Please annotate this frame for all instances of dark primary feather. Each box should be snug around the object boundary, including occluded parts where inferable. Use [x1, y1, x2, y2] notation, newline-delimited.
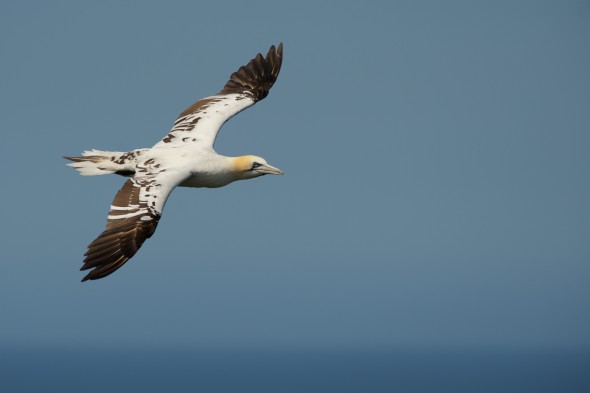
[80, 179, 160, 281]
[220, 43, 283, 101]
[81, 219, 159, 281]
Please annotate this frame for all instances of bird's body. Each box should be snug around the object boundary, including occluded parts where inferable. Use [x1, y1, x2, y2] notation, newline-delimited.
[65, 44, 283, 281]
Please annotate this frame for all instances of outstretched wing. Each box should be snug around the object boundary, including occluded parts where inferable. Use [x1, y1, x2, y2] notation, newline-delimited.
[154, 43, 283, 150]
[80, 165, 187, 281]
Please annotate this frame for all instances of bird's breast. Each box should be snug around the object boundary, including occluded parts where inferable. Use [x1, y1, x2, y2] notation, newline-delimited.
[178, 172, 235, 188]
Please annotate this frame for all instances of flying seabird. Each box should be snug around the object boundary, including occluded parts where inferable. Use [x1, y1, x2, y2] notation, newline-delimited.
[65, 43, 284, 281]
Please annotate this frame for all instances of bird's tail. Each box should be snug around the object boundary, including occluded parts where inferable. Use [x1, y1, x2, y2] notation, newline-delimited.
[64, 149, 139, 176]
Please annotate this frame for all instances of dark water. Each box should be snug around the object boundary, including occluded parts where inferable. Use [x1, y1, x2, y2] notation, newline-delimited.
[2, 346, 589, 392]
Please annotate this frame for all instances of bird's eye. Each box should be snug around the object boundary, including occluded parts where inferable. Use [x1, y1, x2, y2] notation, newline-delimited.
[252, 162, 262, 170]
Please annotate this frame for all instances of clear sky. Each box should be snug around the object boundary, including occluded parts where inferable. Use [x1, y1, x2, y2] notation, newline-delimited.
[1, 0, 589, 351]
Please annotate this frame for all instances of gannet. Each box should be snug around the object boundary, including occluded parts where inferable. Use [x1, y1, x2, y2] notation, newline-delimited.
[65, 44, 283, 281]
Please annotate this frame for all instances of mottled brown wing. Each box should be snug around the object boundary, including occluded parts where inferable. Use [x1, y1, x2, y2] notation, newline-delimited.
[80, 169, 186, 281]
[154, 43, 283, 149]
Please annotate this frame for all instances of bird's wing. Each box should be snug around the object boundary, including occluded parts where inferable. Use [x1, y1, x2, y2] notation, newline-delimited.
[153, 43, 283, 150]
[80, 163, 187, 281]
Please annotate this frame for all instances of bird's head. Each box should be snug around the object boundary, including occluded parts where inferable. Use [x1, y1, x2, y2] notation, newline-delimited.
[232, 155, 283, 180]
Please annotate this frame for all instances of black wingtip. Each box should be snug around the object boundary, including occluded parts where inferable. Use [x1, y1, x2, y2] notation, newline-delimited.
[80, 266, 92, 281]
[220, 43, 284, 100]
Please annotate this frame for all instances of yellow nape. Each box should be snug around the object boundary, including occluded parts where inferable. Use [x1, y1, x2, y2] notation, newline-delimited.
[232, 155, 258, 172]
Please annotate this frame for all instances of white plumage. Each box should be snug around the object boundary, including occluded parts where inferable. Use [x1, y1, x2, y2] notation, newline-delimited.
[65, 44, 284, 281]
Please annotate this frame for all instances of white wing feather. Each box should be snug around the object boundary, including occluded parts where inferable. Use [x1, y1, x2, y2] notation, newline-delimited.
[153, 43, 283, 150]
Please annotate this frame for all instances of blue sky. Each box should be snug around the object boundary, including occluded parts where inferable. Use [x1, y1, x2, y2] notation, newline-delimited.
[0, 0, 589, 350]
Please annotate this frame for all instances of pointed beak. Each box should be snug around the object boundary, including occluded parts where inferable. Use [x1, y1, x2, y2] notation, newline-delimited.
[257, 164, 284, 175]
